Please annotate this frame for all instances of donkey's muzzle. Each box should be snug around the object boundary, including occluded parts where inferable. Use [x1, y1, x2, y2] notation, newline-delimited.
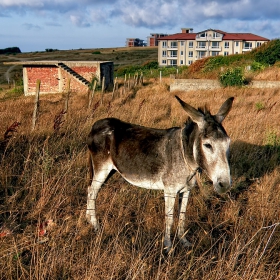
[214, 179, 232, 194]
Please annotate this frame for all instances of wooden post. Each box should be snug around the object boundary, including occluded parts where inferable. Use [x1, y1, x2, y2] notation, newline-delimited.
[88, 80, 97, 108]
[140, 72, 143, 86]
[101, 76, 105, 105]
[31, 79, 40, 132]
[112, 77, 118, 99]
[64, 78, 71, 119]
[160, 71, 162, 83]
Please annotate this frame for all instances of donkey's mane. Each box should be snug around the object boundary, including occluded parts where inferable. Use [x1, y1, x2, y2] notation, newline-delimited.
[197, 105, 211, 115]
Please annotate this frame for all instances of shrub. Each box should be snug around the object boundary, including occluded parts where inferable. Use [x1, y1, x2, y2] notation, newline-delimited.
[251, 61, 266, 72]
[92, 51, 101, 54]
[253, 39, 280, 65]
[141, 60, 158, 69]
[219, 67, 245, 87]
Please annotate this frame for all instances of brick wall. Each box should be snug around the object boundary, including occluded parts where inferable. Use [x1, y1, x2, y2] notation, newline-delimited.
[26, 66, 59, 94]
[23, 61, 113, 95]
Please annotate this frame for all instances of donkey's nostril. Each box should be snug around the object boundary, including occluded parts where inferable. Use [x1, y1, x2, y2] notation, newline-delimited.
[219, 182, 224, 188]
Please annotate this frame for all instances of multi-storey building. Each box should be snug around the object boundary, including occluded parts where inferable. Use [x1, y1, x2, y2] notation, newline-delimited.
[147, 33, 168, 47]
[157, 28, 269, 67]
[126, 38, 145, 47]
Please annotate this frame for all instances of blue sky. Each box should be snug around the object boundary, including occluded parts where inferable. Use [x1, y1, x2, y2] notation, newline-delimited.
[0, 0, 279, 53]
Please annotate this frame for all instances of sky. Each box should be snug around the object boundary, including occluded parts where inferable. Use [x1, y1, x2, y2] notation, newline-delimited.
[0, 0, 280, 53]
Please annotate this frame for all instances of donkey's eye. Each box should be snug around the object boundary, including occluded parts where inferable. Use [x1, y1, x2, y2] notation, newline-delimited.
[204, 143, 212, 149]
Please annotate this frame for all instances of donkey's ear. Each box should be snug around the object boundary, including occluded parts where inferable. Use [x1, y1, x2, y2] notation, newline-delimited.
[175, 96, 204, 124]
[215, 97, 234, 123]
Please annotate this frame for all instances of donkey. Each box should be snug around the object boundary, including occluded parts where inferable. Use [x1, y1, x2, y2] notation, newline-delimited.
[86, 96, 234, 252]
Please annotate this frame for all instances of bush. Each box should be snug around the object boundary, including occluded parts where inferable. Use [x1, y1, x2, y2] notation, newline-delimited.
[219, 67, 245, 87]
[253, 39, 280, 65]
[141, 60, 158, 69]
[251, 61, 266, 72]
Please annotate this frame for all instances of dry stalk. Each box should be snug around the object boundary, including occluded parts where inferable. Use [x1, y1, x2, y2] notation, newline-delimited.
[53, 110, 67, 133]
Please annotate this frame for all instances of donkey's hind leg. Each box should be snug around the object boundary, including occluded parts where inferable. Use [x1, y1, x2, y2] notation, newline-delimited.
[86, 165, 112, 231]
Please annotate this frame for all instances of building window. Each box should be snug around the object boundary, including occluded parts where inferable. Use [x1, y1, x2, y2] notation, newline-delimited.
[257, 42, 262, 47]
[213, 32, 221, 38]
[181, 51, 184, 56]
[170, 60, 177, 66]
[162, 41, 167, 48]
[188, 51, 193, 57]
[180, 60, 184, 65]
[162, 60, 167, 64]
[170, 50, 177, 57]
[189, 41, 193, 48]
[198, 51, 206, 59]
[198, 41, 206, 48]
[224, 42, 229, 48]
[212, 51, 219, 56]
[181, 41, 184, 46]
[162, 50, 167, 57]
[244, 42, 252, 49]
[236, 41, 239, 47]
[212, 42, 219, 48]
[197, 32, 206, 38]
[188, 60, 193, 65]
[170, 41, 178, 48]
[224, 51, 229, 56]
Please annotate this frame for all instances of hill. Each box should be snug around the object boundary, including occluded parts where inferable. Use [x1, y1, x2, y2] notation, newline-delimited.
[0, 47, 158, 85]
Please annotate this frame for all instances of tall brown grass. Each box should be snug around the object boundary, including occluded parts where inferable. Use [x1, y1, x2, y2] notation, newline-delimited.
[0, 80, 279, 279]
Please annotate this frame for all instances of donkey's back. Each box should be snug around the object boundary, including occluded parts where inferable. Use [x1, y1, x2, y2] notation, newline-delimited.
[87, 117, 185, 190]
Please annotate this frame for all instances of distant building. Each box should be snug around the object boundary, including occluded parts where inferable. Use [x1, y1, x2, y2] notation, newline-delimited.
[157, 28, 269, 67]
[126, 38, 146, 47]
[147, 33, 168, 47]
[4, 61, 114, 95]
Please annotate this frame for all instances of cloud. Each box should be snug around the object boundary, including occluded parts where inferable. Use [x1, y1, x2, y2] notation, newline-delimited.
[70, 14, 91, 28]
[0, 0, 280, 32]
[22, 23, 42, 30]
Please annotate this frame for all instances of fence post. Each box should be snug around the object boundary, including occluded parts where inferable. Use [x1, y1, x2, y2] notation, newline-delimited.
[112, 77, 118, 100]
[31, 79, 40, 132]
[140, 72, 143, 86]
[160, 71, 162, 83]
[88, 80, 97, 109]
[101, 76, 105, 105]
[64, 78, 71, 119]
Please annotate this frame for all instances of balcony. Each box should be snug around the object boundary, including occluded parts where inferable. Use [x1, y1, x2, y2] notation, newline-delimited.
[167, 55, 178, 59]
[209, 46, 222, 51]
[242, 47, 252, 52]
[195, 45, 208, 51]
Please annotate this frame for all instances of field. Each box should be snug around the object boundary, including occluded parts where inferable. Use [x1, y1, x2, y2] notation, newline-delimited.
[0, 72, 280, 279]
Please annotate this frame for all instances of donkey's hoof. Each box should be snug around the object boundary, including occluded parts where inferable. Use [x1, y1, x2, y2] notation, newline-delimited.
[180, 238, 192, 248]
[86, 214, 100, 231]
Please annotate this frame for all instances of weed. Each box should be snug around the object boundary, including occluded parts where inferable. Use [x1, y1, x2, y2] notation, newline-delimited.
[219, 67, 245, 87]
[255, 101, 265, 111]
[264, 130, 279, 146]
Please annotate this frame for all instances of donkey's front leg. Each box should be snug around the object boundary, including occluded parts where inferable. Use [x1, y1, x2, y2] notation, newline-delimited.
[164, 192, 177, 253]
[87, 168, 110, 231]
[178, 190, 192, 247]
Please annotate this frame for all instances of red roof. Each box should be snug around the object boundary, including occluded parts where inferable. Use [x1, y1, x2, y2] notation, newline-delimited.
[158, 29, 269, 41]
[157, 33, 196, 40]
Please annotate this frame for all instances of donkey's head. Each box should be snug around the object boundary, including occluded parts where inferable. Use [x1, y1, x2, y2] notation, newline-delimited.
[176, 96, 234, 194]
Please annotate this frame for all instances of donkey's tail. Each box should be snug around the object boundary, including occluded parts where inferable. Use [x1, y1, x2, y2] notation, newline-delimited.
[87, 151, 94, 185]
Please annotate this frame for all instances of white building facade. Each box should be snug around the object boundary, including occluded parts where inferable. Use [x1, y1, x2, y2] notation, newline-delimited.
[158, 28, 269, 67]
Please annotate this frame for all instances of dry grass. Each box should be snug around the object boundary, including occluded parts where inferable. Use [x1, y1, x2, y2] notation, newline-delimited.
[0, 80, 280, 279]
